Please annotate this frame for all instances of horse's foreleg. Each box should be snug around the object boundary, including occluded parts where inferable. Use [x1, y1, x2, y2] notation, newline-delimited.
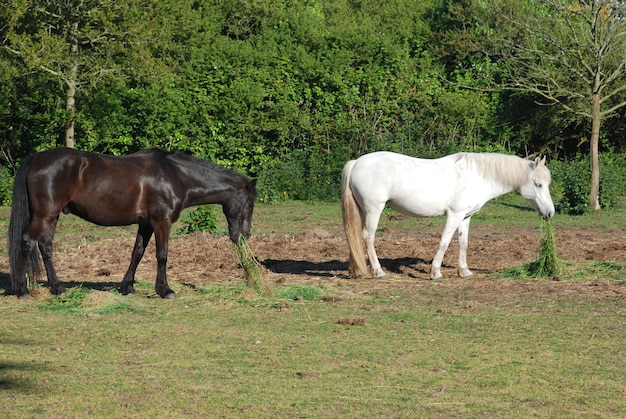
[456, 217, 473, 278]
[153, 222, 175, 299]
[364, 207, 386, 278]
[121, 224, 153, 295]
[430, 214, 464, 280]
[38, 217, 65, 295]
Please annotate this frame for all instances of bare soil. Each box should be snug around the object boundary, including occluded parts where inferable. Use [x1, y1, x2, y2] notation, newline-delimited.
[2, 223, 624, 302]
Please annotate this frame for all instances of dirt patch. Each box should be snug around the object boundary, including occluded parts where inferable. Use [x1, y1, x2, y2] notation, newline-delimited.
[1, 224, 625, 300]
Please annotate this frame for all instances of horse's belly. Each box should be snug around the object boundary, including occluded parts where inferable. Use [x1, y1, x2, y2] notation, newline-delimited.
[65, 201, 138, 226]
[387, 197, 447, 218]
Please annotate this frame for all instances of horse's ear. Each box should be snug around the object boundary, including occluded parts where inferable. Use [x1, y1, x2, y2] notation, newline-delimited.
[537, 156, 546, 167]
[248, 179, 258, 190]
[533, 156, 546, 169]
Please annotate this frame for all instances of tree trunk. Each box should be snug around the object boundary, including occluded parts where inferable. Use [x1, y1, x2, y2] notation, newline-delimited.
[65, 23, 79, 149]
[589, 92, 601, 210]
[65, 76, 76, 149]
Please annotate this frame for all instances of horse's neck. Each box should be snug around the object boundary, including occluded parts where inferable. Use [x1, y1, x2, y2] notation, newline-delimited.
[469, 154, 529, 199]
[176, 160, 241, 207]
[485, 181, 517, 201]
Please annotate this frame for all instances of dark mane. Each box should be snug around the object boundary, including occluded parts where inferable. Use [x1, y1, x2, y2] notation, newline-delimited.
[168, 150, 252, 184]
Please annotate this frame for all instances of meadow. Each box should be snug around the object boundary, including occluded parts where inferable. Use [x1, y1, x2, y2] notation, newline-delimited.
[1, 195, 625, 418]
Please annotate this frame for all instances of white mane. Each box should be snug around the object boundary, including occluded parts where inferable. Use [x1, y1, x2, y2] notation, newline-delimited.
[457, 153, 539, 188]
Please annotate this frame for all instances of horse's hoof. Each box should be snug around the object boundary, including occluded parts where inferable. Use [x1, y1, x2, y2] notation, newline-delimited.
[163, 292, 176, 300]
[17, 293, 32, 300]
[51, 287, 66, 296]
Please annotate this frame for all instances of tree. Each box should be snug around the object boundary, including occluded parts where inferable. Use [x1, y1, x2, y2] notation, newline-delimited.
[1, 0, 155, 148]
[479, 0, 626, 209]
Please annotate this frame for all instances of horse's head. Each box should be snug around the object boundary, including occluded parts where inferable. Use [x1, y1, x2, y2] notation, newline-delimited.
[520, 156, 555, 220]
[223, 179, 258, 242]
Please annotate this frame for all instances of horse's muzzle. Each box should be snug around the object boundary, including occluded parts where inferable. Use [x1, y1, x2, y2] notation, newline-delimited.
[230, 231, 250, 243]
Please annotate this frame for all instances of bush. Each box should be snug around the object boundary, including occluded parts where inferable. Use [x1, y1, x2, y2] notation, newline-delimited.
[598, 151, 626, 209]
[256, 148, 348, 203]
[177, 205, 220, 234]
[0, 165, 14, 206]
[551, 152, 626, 215]
[551, 157, 591, 215]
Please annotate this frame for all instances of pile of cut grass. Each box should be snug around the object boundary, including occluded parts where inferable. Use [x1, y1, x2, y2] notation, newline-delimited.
[37, 287, 139, 315]
[528, 219, 562, 277]
[504, 219, 562, 278]
[234, 235, 264, 291]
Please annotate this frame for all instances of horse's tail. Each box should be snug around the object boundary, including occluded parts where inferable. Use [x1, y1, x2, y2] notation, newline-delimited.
[8, 156, 40, 295]
[341, 160, 369, 278]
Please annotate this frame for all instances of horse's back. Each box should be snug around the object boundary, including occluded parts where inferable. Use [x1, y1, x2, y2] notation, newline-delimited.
[23, 148, 176, 226]
[348, 151, 459, 217]
[26, 148, 163, 185]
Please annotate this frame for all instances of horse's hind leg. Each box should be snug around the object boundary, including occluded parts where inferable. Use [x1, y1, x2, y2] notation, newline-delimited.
[121, 224, 153, 295]
[38, 217, 65, 295]
[363, 205, 386, 278]
[456, 217, 473, 278]
[13, 237, 37, 298]
[13, 215, 56, 297]
[153, 221, 175, 299]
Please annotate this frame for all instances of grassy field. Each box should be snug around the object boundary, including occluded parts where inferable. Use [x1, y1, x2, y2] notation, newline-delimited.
[1, 196, 626, 418]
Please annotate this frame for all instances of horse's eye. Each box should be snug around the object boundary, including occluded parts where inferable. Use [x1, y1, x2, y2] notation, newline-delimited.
[534, 182, 542, 188]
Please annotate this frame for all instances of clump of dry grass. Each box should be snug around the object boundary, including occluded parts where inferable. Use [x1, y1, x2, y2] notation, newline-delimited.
[234, 236, 264, 290]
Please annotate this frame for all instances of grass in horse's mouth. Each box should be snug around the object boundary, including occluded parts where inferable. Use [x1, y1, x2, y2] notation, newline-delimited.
[529, 219, 562, 278]
[234, 236, 263, 290]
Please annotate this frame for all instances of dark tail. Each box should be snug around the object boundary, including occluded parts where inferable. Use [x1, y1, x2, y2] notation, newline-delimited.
[8, 156, 40, 295]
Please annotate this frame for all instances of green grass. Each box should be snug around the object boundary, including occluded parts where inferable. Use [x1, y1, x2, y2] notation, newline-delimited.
[1, 282, 625, 417]
[1, 198, 625, 417]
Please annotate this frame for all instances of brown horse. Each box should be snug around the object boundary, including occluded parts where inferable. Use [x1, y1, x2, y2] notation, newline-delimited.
[8, 148, 257, 299]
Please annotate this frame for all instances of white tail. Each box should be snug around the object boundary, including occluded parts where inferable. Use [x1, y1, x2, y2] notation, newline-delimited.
[341, 160, 369, 277]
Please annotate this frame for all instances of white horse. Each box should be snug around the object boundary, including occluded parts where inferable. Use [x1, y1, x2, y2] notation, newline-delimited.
[341, 151, 555, 279]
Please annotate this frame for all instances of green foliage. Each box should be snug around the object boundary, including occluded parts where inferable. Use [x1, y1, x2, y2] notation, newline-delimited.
[551, 157, 591, 215]
[176, 205, 220, 235]
[597, 149, 626, 209]
[551, 152, 626, 215]
[0, 165, 14, 206]
[256, 148, 348, 203]
[2, 0, 626, 201]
